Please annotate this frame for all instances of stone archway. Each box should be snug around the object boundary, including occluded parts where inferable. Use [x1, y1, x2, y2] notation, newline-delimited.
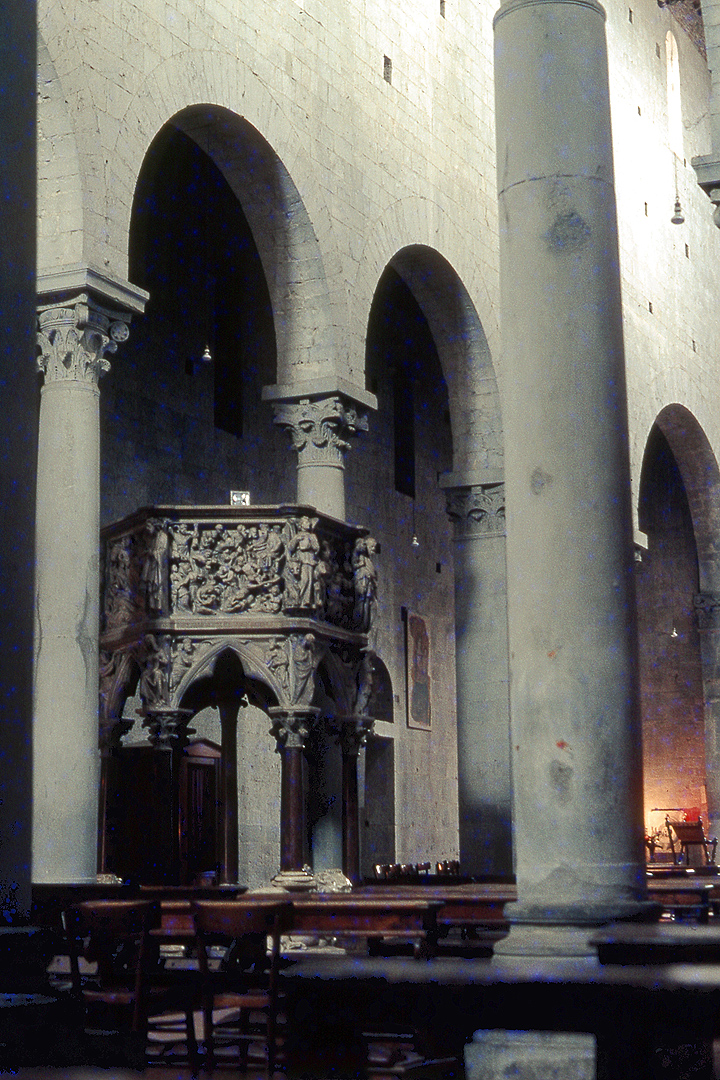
[639, 405, 720, 845]
[362, 245, 510, 877]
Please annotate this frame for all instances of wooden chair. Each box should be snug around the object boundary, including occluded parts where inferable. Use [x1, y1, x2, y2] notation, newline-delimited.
[63, 898, 198, 1069]
[191, 899, 291, 1074]
[665, 816, 718, 866]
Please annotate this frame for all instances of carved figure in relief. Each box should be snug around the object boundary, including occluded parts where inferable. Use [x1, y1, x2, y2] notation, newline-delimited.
[266, 637, 290, 696]
[140, 519, 168, 614]
[355, 651, 374, 716]
[352, 536, 378, 632]
[291, 632, 318, 705]
[139, 635, 169, 711]
[105, 536, 137, 629]
[314, 542, 333, 613]
[286, 517, 319, 607]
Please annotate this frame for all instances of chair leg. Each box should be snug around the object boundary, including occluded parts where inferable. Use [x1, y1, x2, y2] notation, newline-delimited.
[203, 995, 215, 1073]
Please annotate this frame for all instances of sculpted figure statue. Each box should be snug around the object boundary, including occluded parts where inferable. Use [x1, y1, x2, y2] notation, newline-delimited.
[286, 517, 319, 607]
[352, 536, 378, 632]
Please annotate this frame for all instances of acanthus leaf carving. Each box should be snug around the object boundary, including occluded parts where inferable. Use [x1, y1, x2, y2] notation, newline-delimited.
[37, 299, 131, 385]
[445, 482, 506, 539]
[272, 396, 369, 466]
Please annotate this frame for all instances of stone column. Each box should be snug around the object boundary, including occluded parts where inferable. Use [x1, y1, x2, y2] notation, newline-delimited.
[337, 716, 375, 884]
[494, 0, 646, 952]
[0, 0, 36, 918]
[144, 706, 193, 884]
[263, 380, 375, 519]
[442, 472, 512, 878]
[694, 593, 720, 837]
[34, 271, 146, 884]
[269, 707, 319, 888]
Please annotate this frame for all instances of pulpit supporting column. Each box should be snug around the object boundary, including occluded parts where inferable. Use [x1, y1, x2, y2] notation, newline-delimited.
[143, 707, 193, 885]
[270, 707, 319, 889]
[338, 716, 374, 885]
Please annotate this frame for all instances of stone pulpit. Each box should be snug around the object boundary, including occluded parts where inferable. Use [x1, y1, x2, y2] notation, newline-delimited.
[98, 505, 377, 887]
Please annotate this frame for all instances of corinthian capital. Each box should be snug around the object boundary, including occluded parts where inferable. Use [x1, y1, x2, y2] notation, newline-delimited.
[37, 296, 131, 385]
[272, 395, 369, 466]
[444, 481, 506, 540]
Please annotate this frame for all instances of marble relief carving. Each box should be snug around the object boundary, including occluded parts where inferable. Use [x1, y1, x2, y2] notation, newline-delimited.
[101, 508, 377, 729]
[103, 515, 376, 631]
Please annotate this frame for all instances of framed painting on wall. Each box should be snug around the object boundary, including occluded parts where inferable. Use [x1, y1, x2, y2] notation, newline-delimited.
[405, 610, 431, 729]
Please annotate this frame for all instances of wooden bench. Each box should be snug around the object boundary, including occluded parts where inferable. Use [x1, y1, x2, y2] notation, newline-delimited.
[645, 878, 715, 923]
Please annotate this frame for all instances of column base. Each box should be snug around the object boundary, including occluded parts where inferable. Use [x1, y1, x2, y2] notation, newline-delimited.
[271, 868, 317, 891]
[493, 923, 599, 958]
[465, 1030, 595, 1080]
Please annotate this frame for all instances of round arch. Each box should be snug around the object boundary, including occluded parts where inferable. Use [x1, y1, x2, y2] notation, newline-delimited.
[111, 51, 348, 383]
[638, 404, 720, 844]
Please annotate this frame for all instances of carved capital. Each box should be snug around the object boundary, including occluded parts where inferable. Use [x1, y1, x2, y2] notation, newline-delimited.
[143, 706, 194, 750]
[37, 295, 132, 385]
[269, 706, 319, 749]
[331, 714, 375, 756]
[272, 396, 369, 467]
[445, 482, 506, 540]
[695, 593, 720, 630]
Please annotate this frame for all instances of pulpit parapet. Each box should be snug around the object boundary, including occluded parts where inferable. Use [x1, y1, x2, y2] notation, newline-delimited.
[101, 505, 375, 637]
[99, 505, 378, 717]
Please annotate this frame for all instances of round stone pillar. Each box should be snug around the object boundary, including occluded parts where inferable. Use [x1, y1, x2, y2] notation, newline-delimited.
[334, 715, 375, 885]
[494, 0, 646, 948]
[33, 274, 145, 883]
[442, 474, 512, 878]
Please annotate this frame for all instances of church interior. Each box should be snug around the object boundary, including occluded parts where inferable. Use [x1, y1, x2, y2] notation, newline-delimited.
[2, 0, 720, 1072]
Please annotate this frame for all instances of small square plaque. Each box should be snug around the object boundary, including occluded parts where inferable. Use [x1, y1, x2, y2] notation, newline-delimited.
[230, 491, 250, 506]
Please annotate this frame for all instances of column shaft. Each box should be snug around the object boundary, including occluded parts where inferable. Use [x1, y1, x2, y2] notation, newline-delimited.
[280, 745, 306, 872]
[34, 283, 144, 883]
[444, 478, 512, 878]
[342, 749, 360, 884]
[34, 378, 102, 882]
[494, 0, 645, 938]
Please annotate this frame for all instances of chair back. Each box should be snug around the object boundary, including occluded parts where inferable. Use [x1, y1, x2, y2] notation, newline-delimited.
[191, 900, 291, 988]
[63, 899, 162, 1031]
